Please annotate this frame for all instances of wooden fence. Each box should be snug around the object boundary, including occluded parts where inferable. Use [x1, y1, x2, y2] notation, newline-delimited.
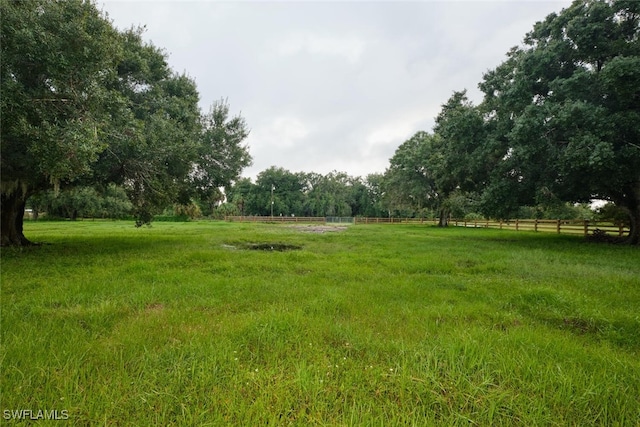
[225, 216, 326, 224]
[226, 215, 629, 238]
[356, 217, 630, 237]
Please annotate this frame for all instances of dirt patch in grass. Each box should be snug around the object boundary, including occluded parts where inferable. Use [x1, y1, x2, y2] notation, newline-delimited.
[222, 242, 302, 251]
[289, 225, 348, 233]
[144, 303, 165, 312]
[245, 242, 302, 251]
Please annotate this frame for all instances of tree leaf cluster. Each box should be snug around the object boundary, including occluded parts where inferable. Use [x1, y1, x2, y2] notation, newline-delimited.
[29, 184, 133, 220]
[225, 167, 387, 218]
[383, 0, 640, 243]
[1, 0, 251, 245]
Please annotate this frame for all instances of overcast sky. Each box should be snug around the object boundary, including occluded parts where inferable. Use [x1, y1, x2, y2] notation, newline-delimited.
[100, 0, 573, 181]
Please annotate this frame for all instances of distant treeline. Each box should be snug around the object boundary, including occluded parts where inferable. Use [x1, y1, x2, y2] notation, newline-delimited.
[28, 166, 628, 224]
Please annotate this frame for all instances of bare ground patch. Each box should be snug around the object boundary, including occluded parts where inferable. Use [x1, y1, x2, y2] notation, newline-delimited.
[289, 225, 349, 234]
[221, 242, 302, 251]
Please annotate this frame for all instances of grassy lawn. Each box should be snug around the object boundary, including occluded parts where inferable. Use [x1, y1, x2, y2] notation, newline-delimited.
[1, 220, 639, 425]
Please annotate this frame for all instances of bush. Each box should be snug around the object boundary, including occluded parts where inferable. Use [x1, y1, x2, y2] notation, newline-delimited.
[27, 184, 133, 220]
[211, 202, 240, 220]
[173, 202, 202, 219]
[464, 212, 485, 221]
[153, 215, 190, 222]
[596, 203, 629, 226]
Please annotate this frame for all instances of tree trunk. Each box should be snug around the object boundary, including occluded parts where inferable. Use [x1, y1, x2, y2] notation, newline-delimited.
[617, 181, 640, 245]
[628, 204, 640, 245]
[1, 190, 32, 246]
[625, 183, 640, 245]
[438, 207, 450, 227]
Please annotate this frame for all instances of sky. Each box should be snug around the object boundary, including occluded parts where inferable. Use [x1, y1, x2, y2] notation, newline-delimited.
[99, 0, 573, 181]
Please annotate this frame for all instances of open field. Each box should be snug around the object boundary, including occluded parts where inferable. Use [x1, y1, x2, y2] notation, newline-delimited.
[2, 221, 639, 425]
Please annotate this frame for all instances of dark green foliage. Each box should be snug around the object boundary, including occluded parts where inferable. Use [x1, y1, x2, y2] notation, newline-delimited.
[95, 28, 202, 225]
[382, 131, 439, 216]
[407, 0, 640, 242]
[1, 1, 251, 244]
[303, 171, 355, 217]
[226, 168, 385, 217]
[1, 0, 121, 245]
[191, 99, 252, 213]
[28, 184, 133, 220]
[476, 0, 640, 242]
[596, 202, 631, 225]
[381, 127, 486, 224]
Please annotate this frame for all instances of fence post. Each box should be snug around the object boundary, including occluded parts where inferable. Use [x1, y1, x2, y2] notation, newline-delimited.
[499, 220, 503, 230]
[515, 219, 519, 231]
[619, 223, 624, 237]
[584, 220, 589, 236]
[557, 219, 561, 234]
[534, 219, 538, 232]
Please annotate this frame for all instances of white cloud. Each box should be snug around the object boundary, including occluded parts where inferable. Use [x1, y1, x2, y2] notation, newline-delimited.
[254, 116, 310, 150]
[365, 113, 427, 153]
[101, 0, 574, 181]
[276, 33, 366, 64]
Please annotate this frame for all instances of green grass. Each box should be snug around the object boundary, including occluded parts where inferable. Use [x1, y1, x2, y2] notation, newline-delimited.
[2, 221, 639, 425]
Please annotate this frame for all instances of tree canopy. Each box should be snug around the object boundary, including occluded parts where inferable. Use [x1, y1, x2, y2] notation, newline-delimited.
[381, 131, 440, 218]
[1, 0, 120, 244]
[477, 0, 640, 243]
[383, 0, 640, 243]
[225, 167, 385, 218]
[1, 0, 251, 245]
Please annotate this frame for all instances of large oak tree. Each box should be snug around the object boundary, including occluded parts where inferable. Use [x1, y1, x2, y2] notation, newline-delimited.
[382, 131, 441, 220]
[93, 27, 202, 226]
[1, 0, 120, 245]
[478, 0, 640, 243]
[190, 99, 252, 214]
[1, 0, 252, 245]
